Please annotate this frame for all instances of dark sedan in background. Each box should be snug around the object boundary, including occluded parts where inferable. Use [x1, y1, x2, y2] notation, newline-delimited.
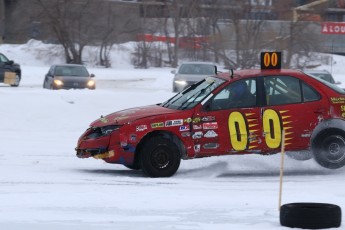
[0, 53, 21, 87]
[43, 64, 95, 90]
[172, 62, 217, 92]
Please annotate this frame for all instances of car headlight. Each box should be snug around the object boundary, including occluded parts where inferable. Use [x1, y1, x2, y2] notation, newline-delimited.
[85, 125, 121, 139]
[53, 79, 64, 86]
[87, 80, 95, 87]
[174, 80, 187, 85]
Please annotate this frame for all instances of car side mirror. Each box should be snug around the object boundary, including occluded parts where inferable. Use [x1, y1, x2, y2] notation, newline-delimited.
[171, 70, 176, 74]
[90, 73, 95, 78]
[7, 60, 14, 65]
[336, 81, 341, 85]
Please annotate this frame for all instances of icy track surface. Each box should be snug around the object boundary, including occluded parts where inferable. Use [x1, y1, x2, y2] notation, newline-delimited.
[0, 65, 345, 230]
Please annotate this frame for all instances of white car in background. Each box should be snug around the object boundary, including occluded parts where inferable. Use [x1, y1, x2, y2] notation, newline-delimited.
[304, 69, 340, 85]
[171, 62, 217, 92]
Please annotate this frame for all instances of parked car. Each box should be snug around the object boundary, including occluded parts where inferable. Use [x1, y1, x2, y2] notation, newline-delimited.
[75, 52, 345, 177]
[172, 62, 217, 92]
[43, 64, 95, 90]
[0, 53, 21, 87]
[304, 69, 340, 85]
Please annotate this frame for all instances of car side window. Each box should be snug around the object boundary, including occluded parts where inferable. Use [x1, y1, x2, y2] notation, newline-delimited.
[302, 82, 320, 102]
[207, 78, 256, 110]
[264, 76, 302, 106]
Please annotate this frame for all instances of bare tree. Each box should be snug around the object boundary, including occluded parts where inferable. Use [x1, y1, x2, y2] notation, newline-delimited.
[97, 2, 140, 68]
[35, 0, 102, 64]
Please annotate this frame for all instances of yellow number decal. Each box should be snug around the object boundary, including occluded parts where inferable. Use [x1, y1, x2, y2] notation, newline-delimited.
[264, 52, 278, 67]
[271, 53, 278, 67]
[264, 53, 271, 67]
[228, 112, 248, 150]
[263, 109, 281, 148]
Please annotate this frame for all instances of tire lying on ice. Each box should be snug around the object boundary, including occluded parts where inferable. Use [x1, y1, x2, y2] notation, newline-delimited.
[280, 202, 342, 229]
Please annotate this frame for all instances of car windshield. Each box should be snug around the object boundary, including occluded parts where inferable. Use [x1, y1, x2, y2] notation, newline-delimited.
[0, 54, 9, 62]
[178, 63, 215, 75]
[55, 66, 89, 77]
[306, 73, 345, 94]
[161, 77, 225, 110]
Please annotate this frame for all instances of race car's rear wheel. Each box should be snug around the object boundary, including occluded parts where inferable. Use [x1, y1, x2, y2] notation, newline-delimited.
[313, 133, 345, 169]
[140, 136, 181, 177]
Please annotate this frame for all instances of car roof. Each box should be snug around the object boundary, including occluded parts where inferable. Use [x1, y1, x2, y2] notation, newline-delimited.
[54, 64, 86, 67]
[179, 61, 216, 66]
[303, 69, 330, 74]
[215, 69, 306, 81]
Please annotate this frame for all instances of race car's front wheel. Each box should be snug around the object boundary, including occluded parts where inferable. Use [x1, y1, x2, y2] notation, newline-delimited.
[140, 136, 181, 177]
[313, 134, 345, 169]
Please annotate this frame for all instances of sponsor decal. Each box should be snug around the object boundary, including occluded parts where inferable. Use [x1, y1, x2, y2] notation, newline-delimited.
[330, 97, 345, 104]
[151, 122, 164, 128]
[179, 125, 190, 131]
[192, 131, 203, 139]
[204, 130, 218, 138]
[130, 134, 137, 141]
[181, 132, 191, 137]
[203, 122, 218, 130]
[194, 144, 201, 153]
[184, 118, 192, 123]
[202, 116, 216, 122]
[165, 119, 183, 127]
[203, 143, 219, 149]
[193, 117, 201, 123]
[99, 116, 108, 123]
[136, 125, 147, 132]
[193, 124, 202, 130]
[115, 116, 129, 121]
[118, 109, 139, 115]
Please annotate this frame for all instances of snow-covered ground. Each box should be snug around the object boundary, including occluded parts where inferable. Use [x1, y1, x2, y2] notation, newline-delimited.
[1, 41, 345, 229]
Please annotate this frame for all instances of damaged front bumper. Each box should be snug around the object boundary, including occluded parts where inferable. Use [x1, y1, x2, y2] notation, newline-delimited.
[75, 126, 119, 159]
[75, 147, 115, 159]
[75, 125, 136, 165]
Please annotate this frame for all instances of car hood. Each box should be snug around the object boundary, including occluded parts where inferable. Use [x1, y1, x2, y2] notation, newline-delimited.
[55, 76, 91, 82]
[91, 104, 176, 127]
[174, 74, 214, 81]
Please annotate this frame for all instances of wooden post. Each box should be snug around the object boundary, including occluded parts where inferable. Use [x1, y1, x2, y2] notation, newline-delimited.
[278, 129, 286, 210]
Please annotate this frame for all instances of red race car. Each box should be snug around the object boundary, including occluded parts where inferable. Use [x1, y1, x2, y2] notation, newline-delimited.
[75, 52, 345, 177]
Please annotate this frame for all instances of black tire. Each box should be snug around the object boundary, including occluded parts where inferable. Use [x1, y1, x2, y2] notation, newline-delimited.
[124, 162, 141, 170]
[140, 136, 181, 178]
[313, 134, 345, 169]
[280, 202, 341, 229]
[286, 150, 313, 161]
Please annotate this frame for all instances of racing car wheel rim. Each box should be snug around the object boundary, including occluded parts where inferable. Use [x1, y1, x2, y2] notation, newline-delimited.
[151, 146, 170, 169]
[322, 135, 345, 163]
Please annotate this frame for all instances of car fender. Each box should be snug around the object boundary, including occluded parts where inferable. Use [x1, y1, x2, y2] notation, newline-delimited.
[310, 118, 345, 146]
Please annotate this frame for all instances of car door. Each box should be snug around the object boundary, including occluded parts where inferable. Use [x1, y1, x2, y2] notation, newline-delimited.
[261, 75, 325, 152]
[192, 78, 264, 157]
[0, 54, 9, 82]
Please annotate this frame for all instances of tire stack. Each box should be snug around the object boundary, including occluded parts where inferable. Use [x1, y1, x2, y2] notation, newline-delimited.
[280, 203, 342, 229]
